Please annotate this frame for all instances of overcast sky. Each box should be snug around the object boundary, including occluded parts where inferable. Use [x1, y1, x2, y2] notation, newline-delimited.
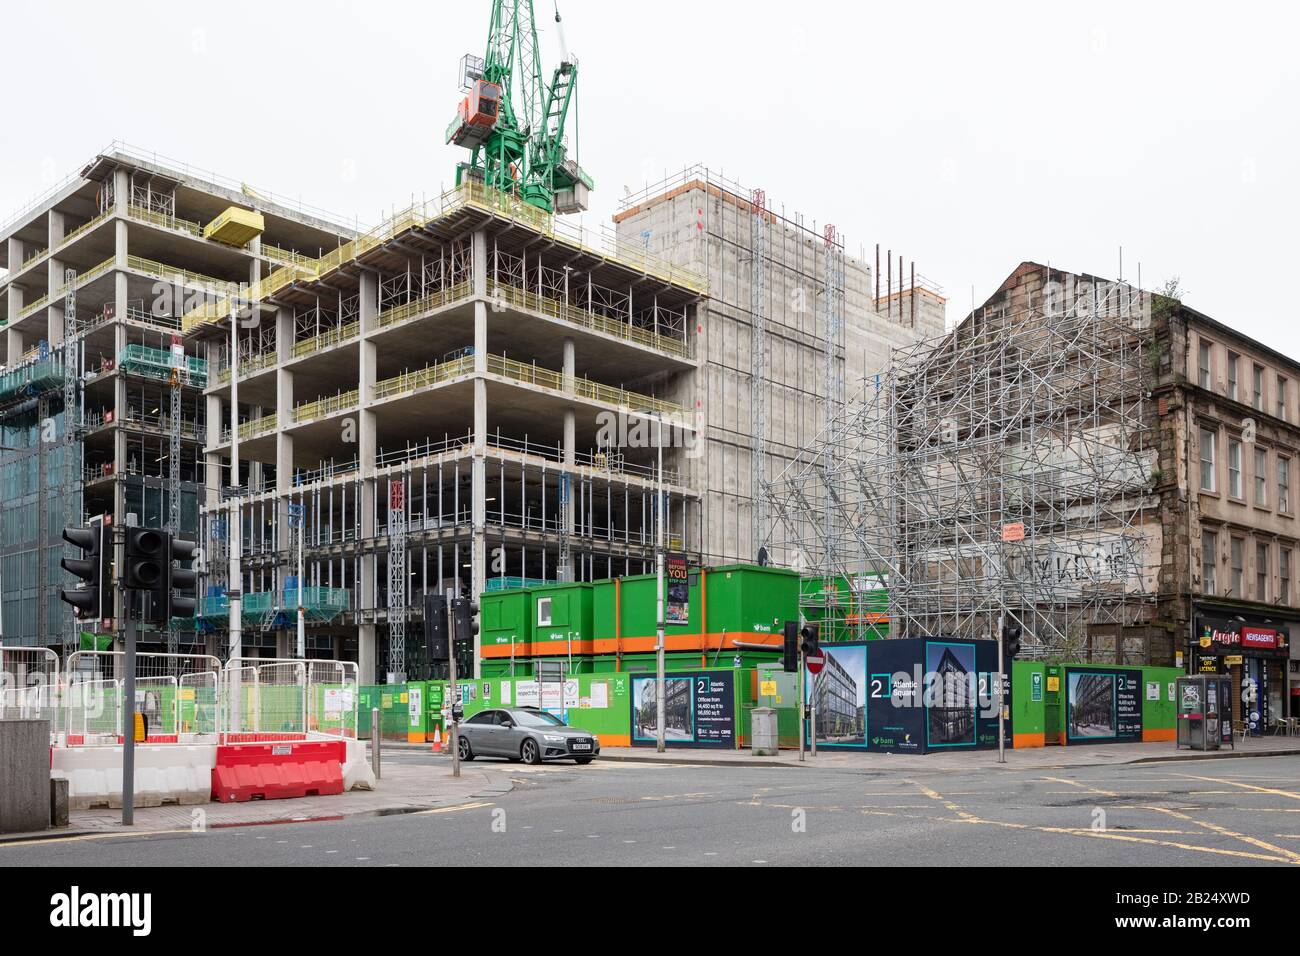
[4, 0, 1297, 353]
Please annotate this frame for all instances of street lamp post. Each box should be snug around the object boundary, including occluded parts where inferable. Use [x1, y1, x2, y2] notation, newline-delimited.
[655, 412, 666, 754]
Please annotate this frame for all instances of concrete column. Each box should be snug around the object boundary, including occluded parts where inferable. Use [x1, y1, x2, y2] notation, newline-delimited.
[113, 168, 129, 215]
[114, 219, 128, 273]
[274, 308, 296, 654]
[3, 236, 22, 363]
[110, 223, 130, 517]
[48, 210, 65, 251]
[46, 212, 66, 349]
[5, 277, 22, 360]
[356, 271, 379, 683]
[470, 234, 489, 669]
[204, 382, 222, 510]
[562, 336, 576, 465]
[113, 305, 129, 520]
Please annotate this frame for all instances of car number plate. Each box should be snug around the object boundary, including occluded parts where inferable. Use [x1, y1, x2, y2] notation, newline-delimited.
[571, 741, 592, 751]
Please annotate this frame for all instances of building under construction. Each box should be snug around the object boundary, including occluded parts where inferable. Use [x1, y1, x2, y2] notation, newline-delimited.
[1, 149, 943, 682]
[0, 143, 352, 655]
[765, 264, 1162, 660]
[614, 167, 945, 566]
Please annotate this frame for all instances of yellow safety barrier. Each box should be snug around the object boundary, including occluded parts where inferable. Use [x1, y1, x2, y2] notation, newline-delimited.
[292, 321, 360, 358]
[372, 355, 475, 400]
[293, 388, 359, 423]
[126, 204, 203, 237]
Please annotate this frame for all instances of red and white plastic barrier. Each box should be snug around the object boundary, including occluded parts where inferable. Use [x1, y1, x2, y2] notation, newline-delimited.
[211, 740, 345, 803]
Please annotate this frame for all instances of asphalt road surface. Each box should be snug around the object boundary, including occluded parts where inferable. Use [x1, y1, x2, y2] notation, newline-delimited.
[8, 753, 1300, 867]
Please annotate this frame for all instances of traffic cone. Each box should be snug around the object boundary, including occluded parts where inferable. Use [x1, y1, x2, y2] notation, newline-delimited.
[431, 724, 443, 753]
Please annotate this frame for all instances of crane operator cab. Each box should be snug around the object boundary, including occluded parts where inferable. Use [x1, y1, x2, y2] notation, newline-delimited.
[446, 79, 501, 148]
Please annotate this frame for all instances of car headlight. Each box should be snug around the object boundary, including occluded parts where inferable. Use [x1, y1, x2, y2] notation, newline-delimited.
[544, 734, 566, 743]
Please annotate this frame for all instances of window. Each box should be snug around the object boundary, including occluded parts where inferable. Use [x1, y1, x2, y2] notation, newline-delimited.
[1227, 352, 1240, 401]
[536, 597, 552, 627]
[1257, 542, 1270, 602]
[1230, 537, 1244, 597]
[1200, 428, 1217, 492]
[1198, 341, 1213, 389]
[1282, 547, 1293, 605]
[465, 711, 499, 725]
[1255, 447, 1269, 506]
[1228, 438, 1243, 498]
[1281, 458, 1292, 514]
[1201, 530, 1218, 595]
[1279, 377, 1289, 421]
[1254, 364, 1265, 411]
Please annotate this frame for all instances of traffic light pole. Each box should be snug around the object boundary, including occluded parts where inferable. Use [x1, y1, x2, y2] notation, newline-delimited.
[122, 602, 137, 825]
[798, 642, 805, 763]
[654, 413, 665, 755]
[997, 609, 1006, 765]
[447, 597, 460, 778]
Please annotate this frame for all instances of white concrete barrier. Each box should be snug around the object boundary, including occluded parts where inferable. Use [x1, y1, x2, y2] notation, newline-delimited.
[51, 745, 216, 809]
[338, 736, 376, 792]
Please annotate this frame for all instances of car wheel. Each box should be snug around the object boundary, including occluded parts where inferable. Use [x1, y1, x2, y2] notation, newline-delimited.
[458, 735, 474, 761]
[521, 737, 542, 765]
[574, 757, 593, 765]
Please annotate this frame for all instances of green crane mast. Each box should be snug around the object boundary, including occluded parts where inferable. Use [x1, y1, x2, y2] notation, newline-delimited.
[446, 0, 594, 215]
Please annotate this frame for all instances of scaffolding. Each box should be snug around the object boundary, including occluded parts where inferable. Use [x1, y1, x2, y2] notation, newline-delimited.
[765, 276, 1158, 656]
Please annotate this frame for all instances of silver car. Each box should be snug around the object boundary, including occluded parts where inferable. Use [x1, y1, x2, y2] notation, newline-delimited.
[456, 707, 600, 765]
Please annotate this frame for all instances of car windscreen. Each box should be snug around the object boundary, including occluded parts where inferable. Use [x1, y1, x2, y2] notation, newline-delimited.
[509, 710, 565, 728]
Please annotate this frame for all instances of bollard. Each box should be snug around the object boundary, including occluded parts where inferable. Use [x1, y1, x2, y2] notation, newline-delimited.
[371, 707, 381, 780]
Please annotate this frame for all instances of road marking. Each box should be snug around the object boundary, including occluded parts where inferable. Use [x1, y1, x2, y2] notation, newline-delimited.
[1172, 772, 1300, 802]
[415, 801, 494, 815]
[0, 828, 191, 849]
[1135, 804, 1300, 863]
[914, 777, 1297, 864]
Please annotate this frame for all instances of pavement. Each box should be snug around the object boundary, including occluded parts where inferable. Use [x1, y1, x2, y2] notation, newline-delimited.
[0, 755, 512, 843]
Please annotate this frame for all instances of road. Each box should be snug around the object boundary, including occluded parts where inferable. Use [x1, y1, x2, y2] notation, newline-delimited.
[7, 753, 1300, 866]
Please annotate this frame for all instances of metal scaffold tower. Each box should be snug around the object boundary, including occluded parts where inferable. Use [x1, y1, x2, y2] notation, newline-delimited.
[750, 188, 768, 557]
[815, 225, 846, 623]
[165, 334, 184, 657]
[387, 478, 408, 680]
[765, 278, 1157, 655]
[61, 267, 84, 655]
[556, 472, 573, 582]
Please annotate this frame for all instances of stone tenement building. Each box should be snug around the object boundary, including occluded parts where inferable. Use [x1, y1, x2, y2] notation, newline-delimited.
[1154, 298, 1300, 729]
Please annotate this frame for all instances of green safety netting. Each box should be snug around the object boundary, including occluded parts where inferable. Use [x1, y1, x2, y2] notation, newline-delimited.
[0, 359, 64, 405]
[188, 587, 351, 631]
[117, 344, 208, 388]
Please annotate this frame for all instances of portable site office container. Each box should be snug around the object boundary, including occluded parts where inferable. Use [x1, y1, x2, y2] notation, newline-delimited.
[481, 563, 797, 675]
[801, 573, 889, 642]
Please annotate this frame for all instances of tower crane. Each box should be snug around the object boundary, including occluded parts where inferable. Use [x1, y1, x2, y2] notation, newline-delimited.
[446, 0, 594, 215]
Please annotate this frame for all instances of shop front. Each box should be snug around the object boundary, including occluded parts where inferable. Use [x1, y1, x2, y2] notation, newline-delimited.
[1190, 606, 1293, 736]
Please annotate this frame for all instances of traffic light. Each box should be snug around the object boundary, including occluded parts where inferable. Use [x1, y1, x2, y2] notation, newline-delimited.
[423, 592, 449, 663]
[167, 535, 199, 620]
[782, 620, 798, 672]
[60, 519, 110, 623]
[123, 527, 167, 623]
[450, 597, 479, 676]
[799, 622, 820, 658]
[1001, 621, 1023, 659]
